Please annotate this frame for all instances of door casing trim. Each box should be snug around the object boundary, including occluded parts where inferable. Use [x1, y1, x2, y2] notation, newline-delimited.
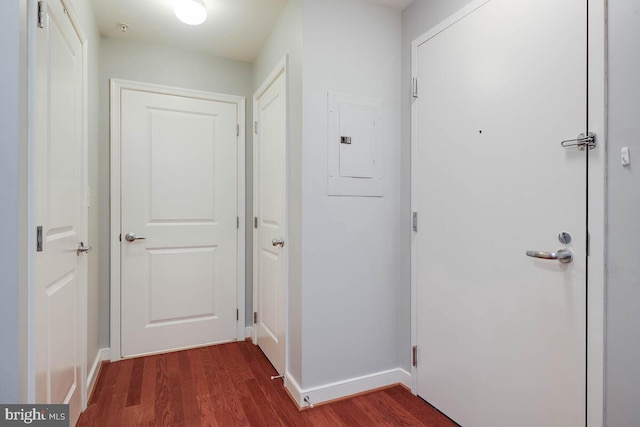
[109, 79, 247, 361]
[409, 1, 607, 425]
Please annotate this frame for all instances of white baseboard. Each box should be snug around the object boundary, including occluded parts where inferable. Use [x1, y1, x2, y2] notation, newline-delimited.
[87, 348, 111, 399]
[245, 326, 253, 339]
[285, 368, 412, 408]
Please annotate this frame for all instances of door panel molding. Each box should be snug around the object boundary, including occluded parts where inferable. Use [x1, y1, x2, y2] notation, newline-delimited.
[31, 0, 88, 422]
[110, 79, 246, 361]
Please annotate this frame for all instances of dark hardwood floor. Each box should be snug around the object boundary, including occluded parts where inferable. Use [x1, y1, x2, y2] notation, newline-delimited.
[77, 341, 456, 426]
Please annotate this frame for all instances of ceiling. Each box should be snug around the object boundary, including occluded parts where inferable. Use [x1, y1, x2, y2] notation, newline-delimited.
[90, 0, 415, 63]
[366, 0, 415, 9]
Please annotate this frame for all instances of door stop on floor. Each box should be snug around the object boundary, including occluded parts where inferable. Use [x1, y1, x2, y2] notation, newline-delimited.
[304, 396, 314, 409]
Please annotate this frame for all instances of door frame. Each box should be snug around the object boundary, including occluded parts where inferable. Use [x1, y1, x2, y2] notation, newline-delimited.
[409, 0, 607, 425]
[252, 55, 289, 356]
[109, 79, 246, 361]
[26, 0, 90, 409]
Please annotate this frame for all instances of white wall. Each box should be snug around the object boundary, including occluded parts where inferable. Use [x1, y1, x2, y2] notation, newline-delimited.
[300, 0, 402, 388]
[400, 0, 474, 372]
[98, 38, 253, 347]
[0, 0, 26, 404]
[252, 0, 304, 382]
[605, 1, 640, 425]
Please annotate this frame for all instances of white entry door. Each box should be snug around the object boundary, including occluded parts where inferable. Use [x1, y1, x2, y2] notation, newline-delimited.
[34, 0, 86, 424]
[254, 64, 287, 374]
[118, 84, 240, 358]
[413, 1, 588, 426]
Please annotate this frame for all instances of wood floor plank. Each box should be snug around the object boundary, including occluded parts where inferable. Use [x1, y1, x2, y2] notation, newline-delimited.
[305, 406, 347, 427]
[153, 354, 172, 427]
[103, 393, 128, 426]
[126, 357, 145, 407]
[352, 395, 396, 427]
[121, 405, 144, 427]
[221, 342, 254, 382]
[88, 361, 109, 405]
[177, 351, 193, 382]
[237, 340, 256, 363]
[246, 377, 296, 427]
[384, 386, 458, 426]
[217, 344, 253, 400]
[79, 342, 458, 427]
[369, 388, 431, 426]
[332, 398, 379, 426]
[197, 346, 226, 424]
[115, 358, 134, 395]
[138, 354, 158, 426]
[166, 351, 186, 427]
[210, 345, 251, 426]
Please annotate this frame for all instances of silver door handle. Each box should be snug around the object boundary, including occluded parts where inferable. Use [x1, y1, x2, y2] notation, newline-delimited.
[272, 238, 285, 247]
[77, 242, 92, 256]
[526, 248, 573, 264]
[125, 232, 147, 242]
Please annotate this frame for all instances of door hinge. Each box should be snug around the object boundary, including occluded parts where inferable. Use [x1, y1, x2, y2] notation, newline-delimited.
[587, 232, 591, 256]
[36, 226, 43, 252]
[236, 309, 239, 321]
[412, 212, 418, 232]
[119, 233, 122, 242]
[37, 1, 45, 29]
[254, 217, 258, 229]
[237, 217, 239, 229]
[254, 121, 258, 134]
[254, 312, 257, 323]
[412, 77, 418, 98]
[237, 124, 240, 137]
[412, 345, 418, 367]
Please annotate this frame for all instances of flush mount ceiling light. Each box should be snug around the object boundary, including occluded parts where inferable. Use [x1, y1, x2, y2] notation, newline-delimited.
[173, 0, 207, 26]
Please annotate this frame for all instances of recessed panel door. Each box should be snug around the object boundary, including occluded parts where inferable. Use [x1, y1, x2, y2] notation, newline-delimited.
[254, 70, 287, 374]
[34, 0, 86, 424]
[120, 88, 239, 357]
[414, 1, 587, 425]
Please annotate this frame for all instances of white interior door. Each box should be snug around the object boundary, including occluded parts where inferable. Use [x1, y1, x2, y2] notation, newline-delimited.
[413, 1, 587, 426]
[254, 67, 287, 374]
[34, 0, 86, 424]
[119, 86, 240, 358]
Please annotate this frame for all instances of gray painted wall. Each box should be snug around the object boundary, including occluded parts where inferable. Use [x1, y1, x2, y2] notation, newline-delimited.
[605, 1, 640, 425]
[98, 38, 254, 346]
[400, 0, 474, 373]
[252, 0, 304, 382]
[0, 0, 24, 404]
[300, 0, 402, 388]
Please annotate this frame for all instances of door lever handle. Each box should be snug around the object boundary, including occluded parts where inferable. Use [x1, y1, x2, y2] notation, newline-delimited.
[125, 232, 147, 242]
[272, 238, 285, 247]
[526, 248, 573, 264]
[77, 242, 92, 256]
